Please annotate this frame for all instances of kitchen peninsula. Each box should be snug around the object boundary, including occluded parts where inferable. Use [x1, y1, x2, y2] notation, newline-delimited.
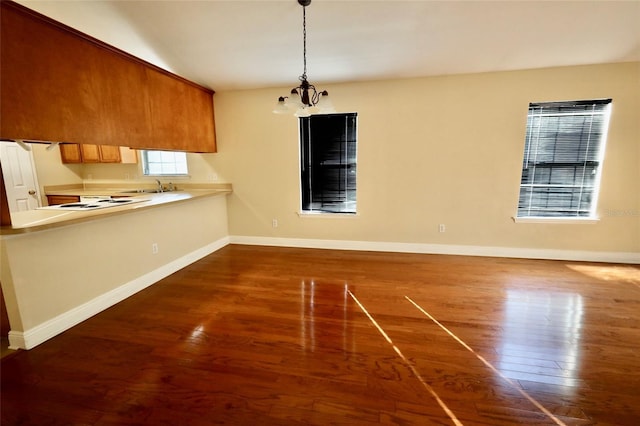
[2, 183, 231, 234]
[0, 184, 232, 350]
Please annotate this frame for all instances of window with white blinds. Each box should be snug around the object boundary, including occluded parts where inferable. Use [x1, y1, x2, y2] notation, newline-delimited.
[517, 99, 612, 218]
[300, 113, 357, 214]
[141, 150, 188, 176]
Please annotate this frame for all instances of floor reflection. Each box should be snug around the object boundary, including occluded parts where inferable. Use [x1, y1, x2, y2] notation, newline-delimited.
[566, 264, 640, 288]
[500, 290, 584, 389]
[300, 280, 353, 353]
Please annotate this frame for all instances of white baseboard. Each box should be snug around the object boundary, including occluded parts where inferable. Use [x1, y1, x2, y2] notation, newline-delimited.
[9, 236, 230, 350]
[229, 235, 640, 264]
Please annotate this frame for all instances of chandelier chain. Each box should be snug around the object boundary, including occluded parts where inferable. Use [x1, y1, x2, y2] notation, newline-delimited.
[301, 5, 307, 81]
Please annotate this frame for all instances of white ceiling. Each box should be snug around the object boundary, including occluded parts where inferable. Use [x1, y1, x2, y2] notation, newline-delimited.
[17, 0, 640, 92]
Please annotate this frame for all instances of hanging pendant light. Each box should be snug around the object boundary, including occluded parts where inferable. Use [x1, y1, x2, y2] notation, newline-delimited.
[273, 0, 335, 116]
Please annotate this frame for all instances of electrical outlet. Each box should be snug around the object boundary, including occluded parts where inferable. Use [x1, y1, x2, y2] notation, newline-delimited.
[439, 224, 446, 233]
[152, 243, 159, 254]
[272, 219, 278, 228]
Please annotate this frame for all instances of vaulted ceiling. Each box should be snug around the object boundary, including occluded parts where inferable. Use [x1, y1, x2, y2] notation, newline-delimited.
[17, 0, 640, 92]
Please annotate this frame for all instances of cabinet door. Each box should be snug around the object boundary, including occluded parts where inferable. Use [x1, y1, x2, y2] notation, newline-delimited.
[145, 68, 216, 152]
[145, 69, 190, 151]
[47, 195, 80, 205]
[80, 144, 101, 163]
[59, 144, 83, 163]
[1, 3, 102, 143]
[96, 52, 151, 147]
[98, 145, 121, 163]
[186, 85, 217, 153]
[119, 147, 138, 164]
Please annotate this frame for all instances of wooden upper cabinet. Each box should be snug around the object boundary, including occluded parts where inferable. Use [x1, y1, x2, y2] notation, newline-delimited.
[79, 144, 102, 163]
[0, 2, 102, 143]
[186, 80, 217, 153]
[97, 145, 122, 163]
[60, 144, 136, 164]
[59, 144, 83, 164]
[145, 70, 191, 152]
[79, 144, 121, 163]
[96, 53, 151, 148]
[0, 1, 216, 153]
[145, 67, 216, 152]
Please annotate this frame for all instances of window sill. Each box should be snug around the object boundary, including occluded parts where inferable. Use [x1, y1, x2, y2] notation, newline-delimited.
[512, 216, 599, 224]
[297, 211, 359, 219]
[142, 174, 191, 178]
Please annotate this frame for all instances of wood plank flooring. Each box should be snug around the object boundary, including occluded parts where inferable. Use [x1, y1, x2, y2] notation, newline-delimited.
[2, 245, 639, 425]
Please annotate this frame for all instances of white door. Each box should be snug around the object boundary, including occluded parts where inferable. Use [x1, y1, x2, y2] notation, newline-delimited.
[0, 141, 41, 212]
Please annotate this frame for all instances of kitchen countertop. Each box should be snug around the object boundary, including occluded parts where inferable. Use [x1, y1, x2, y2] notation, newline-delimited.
[1, 184, 232, 235]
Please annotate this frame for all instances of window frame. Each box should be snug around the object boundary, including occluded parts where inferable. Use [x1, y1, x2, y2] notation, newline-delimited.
[140, 150, 189, 177]
[514, 98, 612, 223]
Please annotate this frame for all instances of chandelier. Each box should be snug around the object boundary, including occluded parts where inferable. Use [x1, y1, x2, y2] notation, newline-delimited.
[273, 0, 334, 117]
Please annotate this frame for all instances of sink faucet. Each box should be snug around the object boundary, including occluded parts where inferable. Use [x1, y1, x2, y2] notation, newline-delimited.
[155, 179, 163, 193]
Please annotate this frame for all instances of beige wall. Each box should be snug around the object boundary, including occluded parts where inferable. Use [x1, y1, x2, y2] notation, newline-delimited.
[31, 143, 83, 204]
[21, 62, 640, 255]
[208, 62, 639, 254]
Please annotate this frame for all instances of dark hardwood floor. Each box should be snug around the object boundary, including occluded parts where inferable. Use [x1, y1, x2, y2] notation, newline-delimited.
[2, 245, 639, 425]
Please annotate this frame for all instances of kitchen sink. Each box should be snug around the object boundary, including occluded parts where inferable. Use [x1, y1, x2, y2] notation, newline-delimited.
[120, 189, 165, 194]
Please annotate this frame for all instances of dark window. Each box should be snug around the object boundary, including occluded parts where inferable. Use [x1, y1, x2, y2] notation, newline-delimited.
[300, 113, 357, 213]
[517, 99, 612, 218]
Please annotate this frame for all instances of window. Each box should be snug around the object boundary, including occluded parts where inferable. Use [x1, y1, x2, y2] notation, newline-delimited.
[517, 99, 612, 219]
[300, 113, 357, 214]
[141, 150, 188, 176]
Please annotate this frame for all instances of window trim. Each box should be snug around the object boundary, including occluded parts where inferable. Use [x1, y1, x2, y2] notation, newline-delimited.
[297, 211, 360, 218]
[512, 216, 599, 224]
